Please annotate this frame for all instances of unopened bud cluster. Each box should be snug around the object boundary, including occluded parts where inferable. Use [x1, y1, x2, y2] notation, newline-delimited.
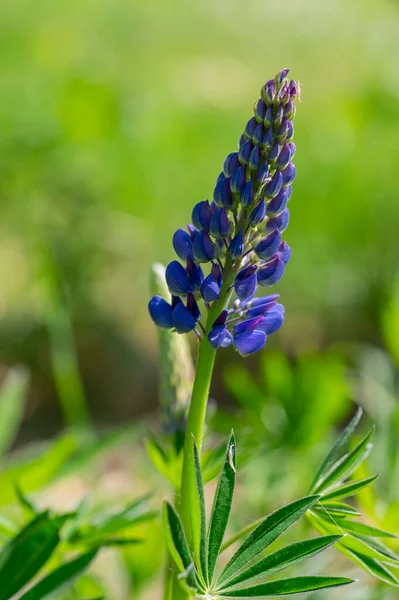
[149, 69, 297, 356]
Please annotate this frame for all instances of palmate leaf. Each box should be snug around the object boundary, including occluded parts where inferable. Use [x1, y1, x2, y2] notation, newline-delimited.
[18, 551, 98, 600]
[207, 432, 236, 584]
[219, 576, 353, 598]
[162, 502, 196, 591]
[0, 512, 61, 600]
[312, 427, 374, 494]
[309, 407, 363, 491]
[321, 475, 378, 501]
[218, 495, 320, 586]
[218, 535, 342, 591]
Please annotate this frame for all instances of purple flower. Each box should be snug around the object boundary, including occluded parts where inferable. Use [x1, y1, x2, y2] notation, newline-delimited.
[238, 139, 254, 166]
[261, 79, 275, 105]
[166, 261, 192, 295]
[192, 200, 214, 230]
[254, 98, 267, 123]
[252, 123, 264, 146]
[275, 144, 292, 170]
[200, 274, 221, 303]
[234, 330, 266, 357]
[148, 295, 173, 329]
[173, 228, 193, 260]
[208, 325, 233, 349]
[255, 229, 282, 260]
[281, 162, 296, 187]
[241, 180, 254, 207]
[230, 166, 247, 194]
[266, 187, 291, 218]
[257, 256, 285, 287]
[250, 199, 266, 227]
[214, 176, 233, 208]
[210, 208, 234, 239]
[256, 308, 284, 335]
[264, 170, 283, 199]
[223, 152, 240, 177]
[192, 230, 215, 263]
[234, 265, 258, 301]
[186, 257, 204, 289]
[248, 146, 261, 172]
[244, 117, 257, 139]
[173, 302, 197, 334]
[265, 208, 290, 234]
[229, 230, 244, 259]
[278, 241, 292, 265]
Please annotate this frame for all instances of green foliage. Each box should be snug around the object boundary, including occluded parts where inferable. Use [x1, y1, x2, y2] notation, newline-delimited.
[308, 409, 399, 587]
[0, 368, 28, 457]
[164, 434, 351, 599]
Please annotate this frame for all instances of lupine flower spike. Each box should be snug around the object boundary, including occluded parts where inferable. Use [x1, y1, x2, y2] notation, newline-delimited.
[149, 69, 298, 356]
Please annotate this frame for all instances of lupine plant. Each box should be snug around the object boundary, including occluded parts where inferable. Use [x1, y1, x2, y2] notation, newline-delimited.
[148, 68, 398, 600]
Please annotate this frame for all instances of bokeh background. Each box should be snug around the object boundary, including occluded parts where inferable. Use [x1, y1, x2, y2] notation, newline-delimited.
[1, 0, 399, 598]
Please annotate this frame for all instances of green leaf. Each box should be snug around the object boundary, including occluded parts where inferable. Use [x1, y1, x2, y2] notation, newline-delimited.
[218, 495, 320, 586]
[352, 535, 399, 565]
[335, 519, 397, 539]
[13, 482, 38, 516]
[207, 432, 236, 584]
[313, 427, 374, 494]
[192, 440, 207, 584]
[162, 502, 196, 589]
[314, 501, 361, 518]
[321, 475, 378, 501]
[342, 547, 399, 587]
[0, 512, 61, 600]
[309, 407, 363, 492]
[219, 535, 342, 591]
[220, 576, 353, 598]
[18, 551, 98, 600]
[0, 367, 28, 457]
[220, 518, 264, 554]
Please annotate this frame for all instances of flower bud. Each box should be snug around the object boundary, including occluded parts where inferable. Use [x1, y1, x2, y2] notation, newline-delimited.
[277, 119, 291, 143]
[273, 106, 284, 130]
[252, 122, 264, 146]
[268, 142, 281, 164]
[263, 106, 273, 128]
[234, 264, 258, 301]
[255, 161, 269, 185]
[284, 101, 295, 120]
[230, 166, 247, 194]
[275, 144, 292, 170]
[166, 260, 192, 295]
[250, 199, 266, 227]
[192, 200, 214, 230]
[186, 257, 204, 289]
[260, 127, 273, 153]
[281, 162, 296, 187]
[265, 208, 290, 234]
[208, 325, 232, 349]
[200, 273, 221, 303]
[210, 208, 234, 239]
[257, 256, 285, 287]
[173, 228, 193, 260]
[241, 180, 254, 207]
[285, 120, 294, 143]
[261, 79, 275, 105]
[244, 117, 257, 139]
[223, 152, 240, 177]
[266, 187, 290, 218]
[192, 230, 215, 262]
[277, 241, 291, 265]
[173, 301, 197, 334]
[255, 228, 282, 260]
[289, 79, 297, 99]
[248, 145, 261, 172]
[288, 141, 296, 158]
[214, 176, 233, 208]
[187, 291, 200, 321]
[238, 139, 253, 166]
[264, 170, 283, 199]
[275, 68, 289, 86]
[229, 230, 244, 259]
[254, 98, 267, 123]
[148, 295, 174, 329]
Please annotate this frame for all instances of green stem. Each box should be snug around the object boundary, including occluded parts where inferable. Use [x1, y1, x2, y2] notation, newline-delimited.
[171, 257, 238, 600]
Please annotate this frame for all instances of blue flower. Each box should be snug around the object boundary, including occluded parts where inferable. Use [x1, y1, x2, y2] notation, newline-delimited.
[250, 199, 266, 227]
[241, 180, 253, 207]
[230, 166, 247, 194]
[234, 265, 258, 301]
[213, 176, 233, 208]
[265, 208, 290, 234]
[166, 261, 192, 295]
[266, 187, 291, 218]
[210, 208, 234, 239]
[257, 256, 285, 287]
[200, 273, 221, 303]
[233, 330, 266, 357]
[255, 229, 282, 260]
[264, 170, 283, 199]
[148, 295, 173, 328]
[172, 228, 193, 260]
[208, 325, 233, 349]
[223, 152, 240, 177]
[281, 162, 296, 187]
[229, 230, 244, 260]
[192, 230, 215, 263]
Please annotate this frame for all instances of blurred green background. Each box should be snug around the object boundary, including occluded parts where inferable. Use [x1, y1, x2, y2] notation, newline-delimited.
[1, 0, 399, 434]
[1, 0, 399, 598]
